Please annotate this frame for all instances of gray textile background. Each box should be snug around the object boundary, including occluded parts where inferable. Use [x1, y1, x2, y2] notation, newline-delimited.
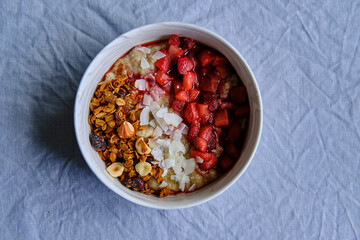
[1, 0, 359, 239]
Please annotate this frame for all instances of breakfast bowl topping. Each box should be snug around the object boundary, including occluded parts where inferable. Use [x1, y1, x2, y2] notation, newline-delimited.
[88, 34, 250, 197]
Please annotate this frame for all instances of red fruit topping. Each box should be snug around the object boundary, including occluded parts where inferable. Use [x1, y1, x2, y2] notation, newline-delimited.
[216, 65, 231, 79]
[168, 34, 180, 46]
[193, 137, 207, 152]
[218, 79, 225, 95]
[197, 104, 210, 117]
[230, 86, 247, 104]
[188, 121, 200, 142]
[235, 105, 250, 117]
[168, 45, 184, 62]
[189, 89, 200, 102]
[173, 79, 183, 94]
[181, 38, 196, 51]
[221, 101, 237, 109]
[207, 132, 217, 150]
[220, 155, 234, 170]
[200, 71, 220, 93]
[172, 100, 186, 112]
[155, 70, 172, 86]
[228, 123, 241, 142]
[198, 49, 216, 66]
[178, 56, 194, 75]
[200, 112, 214, 125]
[198, 125, 213, 141]
[183, 71, 196, 90]
[200, 65, 212, 76]
[175, 90, 189, 102]
[212, 55, 230, 66]
[184, 102, 199, 123]
[190, 150, 217, 171]
[214, 109, 229, 127]
[202, 92, 221, 111]
[155, 49, 171, 72]
[225, 143, 239, 158]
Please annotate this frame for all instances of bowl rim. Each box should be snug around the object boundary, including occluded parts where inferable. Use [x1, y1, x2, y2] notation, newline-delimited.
[74, 22, 263, 209]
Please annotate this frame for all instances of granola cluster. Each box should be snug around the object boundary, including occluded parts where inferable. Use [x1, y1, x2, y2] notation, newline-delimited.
[88, 65, 169, 197]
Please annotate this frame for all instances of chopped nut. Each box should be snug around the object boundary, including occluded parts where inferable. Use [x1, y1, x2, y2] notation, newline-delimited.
[135, 137, 151, 155]
[135, 162, 152, 176]
[106, 162, 124, 177]
[118, 121, 135, 139]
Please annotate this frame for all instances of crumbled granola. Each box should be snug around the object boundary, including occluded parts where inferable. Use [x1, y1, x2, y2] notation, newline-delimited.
[88, 64, 167, 197]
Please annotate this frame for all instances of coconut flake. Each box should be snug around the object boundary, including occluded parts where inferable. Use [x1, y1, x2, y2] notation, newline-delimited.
[151, 50, 166, 60]
[181, 125, 189, 135]
[163, 113, 182, 127]
[156, 139, 171, 147]
[172, 165, 183, 175]
[169, 140, 186, 157]
[164, 158, 176, 169]
[105, 72, 116, 82]
[135, 79, 147, 91]
[151, 147, 164, 161]
[141, 57, 150, 69]
[149, 119, 157, 128]
[156, 107, 168, 118]
[162, 168, 168, 177]
[183, 158, 196, 174]
[153, 126, 163, 138]
[136, 46, 151, 54]
[142, 93, 152, 106]
[139, 106, 150, 126]
[195, 156, 204, 163]
[159, 181, 168, 188]
[188, 184, 196, 192]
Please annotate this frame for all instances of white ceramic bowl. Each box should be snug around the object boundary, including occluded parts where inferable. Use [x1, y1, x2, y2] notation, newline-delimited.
[74, 22, 262, 209]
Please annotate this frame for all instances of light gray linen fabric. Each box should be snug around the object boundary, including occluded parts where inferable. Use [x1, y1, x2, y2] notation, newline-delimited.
[0, 0, 359, 239]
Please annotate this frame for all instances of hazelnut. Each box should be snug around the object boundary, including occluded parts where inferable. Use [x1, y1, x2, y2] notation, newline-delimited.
[118, 121, 135, 139]
[135, 137, 151, 155]
[135, 162, 152, 176]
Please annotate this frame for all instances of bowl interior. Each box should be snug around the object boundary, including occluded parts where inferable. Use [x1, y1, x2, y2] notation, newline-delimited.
[74, 22, 262, 209]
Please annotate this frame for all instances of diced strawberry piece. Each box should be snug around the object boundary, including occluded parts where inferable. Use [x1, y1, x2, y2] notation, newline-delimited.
[200, 65, 212, 76]
[202, 92, 221, 111]
[207, 132, 217, 150]
[172, 100, 186, 112]
[178, 56, 194, 74]
[188, 121, 200, 142]
[235, 105, 250, 118]
[221, 101, 237, 109]
[189, 89, 200, 102]
[230, 86, 247, 104]
[197, 104, 210, 117]
[198, 49, 216, 66]
[212, 55, 230, 66]
[183, 71, 196, 90]
[228, 123, 241, 142]
[193, 137, 207, 152]
[214, 109, 229, 127]
[168, 34, 180, 46]
[168, 45, 184, 62]
[199, 71, 220, 93]
[181, 38, 196, 51]
[184, 102, 199, 123]
[220, 155, 234, 170]
[200, 112, 214, 125]
[225, 143, 239, 158]
[218, 79, 225, 95]
[155, 71, 172, 86]
[155, 49, 171, 72]
[190, 150, 218, 171]
[199, 125, 213, 141]
[175, 90, 189, 102]
[173, 79, 183, 94]
[216, 65, 231, 78]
